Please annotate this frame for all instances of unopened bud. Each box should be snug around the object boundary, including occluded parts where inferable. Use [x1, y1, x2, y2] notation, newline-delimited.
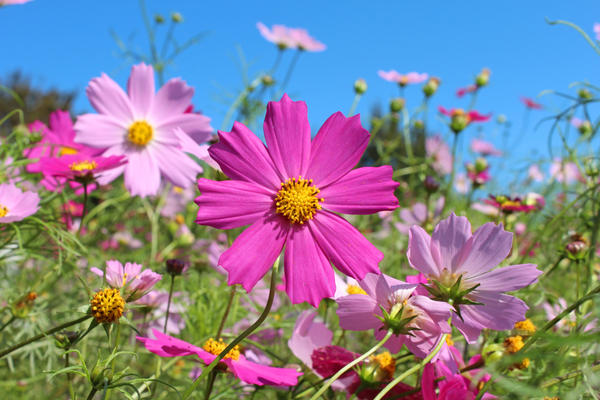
[91, 363, 113, 388]
[422, 77, 441, 97]
[166, 258, 187, 276]
[565, 233, 588, 260]
[577, 120, 593, 137]
[171, 12, 183, 23]
[154, 14, 165, 24]
[578, 88, 593, 100]
[354, 78, 368, 95]
[474, 157, 488, 173]
[584, 159, 599, 178]
[424, 176, 439, 193]
[261, 75, 275, 87]
[413, 120, 424, 130]
[390, 98, 405, 113]
[475, 68, 491, 87]
[450, 110, 469, 133]
[55, 331, 80, 349]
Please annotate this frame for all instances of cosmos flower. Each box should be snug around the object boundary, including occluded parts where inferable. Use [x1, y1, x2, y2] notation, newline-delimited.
[74, 63, 212, 197]
[256, 22, 325, 51]
[378, 70, 428, 86]
[426, 135, 453, 175]
[483, 195, 537, 214]
[39, 154, 126, 183]
[394, 197, 445, 234]
[520, 96, 543, 110]
[90, 260, 162, 301]
[0, 0, 31, 5]
[138, 329, 302, 386]
[549, 158, 584, 184]
[422, 358, 496, 400]
[407, 213, 542, 343]
[0, 183, 40, 223]
[195, 94, 398, 306]
[470, 138, 502, 156]
[456, 84, 477, 98]
[595, 23, 600, 41]
[438, 107, 491, 133]
[528, 164, 544, 182]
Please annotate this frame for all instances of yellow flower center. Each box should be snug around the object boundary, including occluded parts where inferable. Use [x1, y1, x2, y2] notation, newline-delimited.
[445, 336, 454, 346]
[346, 284, 367, 295]
[514, 319, 536, 335]
[69, 160, 97, 172]
[127, 121, 154, 146]
[59, 146, 78, 156]
[0, 204, 8, 218]
[173, 186, 184, 194]
[369, 352, 396, 380]
[503, 335, 524, 354]
[175, 214, 185, 225]
[202, 338, 240, 361]
[90, 288, 125, 324]
[275, 177, 323, 224]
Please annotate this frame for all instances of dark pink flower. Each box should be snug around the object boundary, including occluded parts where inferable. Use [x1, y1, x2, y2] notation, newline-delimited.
[195, 94, 399, 306]
[456, 84, 477, 98]
[483, 195, 536, 214]
[137, 329, 301, 386]
[520, 96, 543, 110]
[438, 107, 491, 133]
[39, 154, 126, 183]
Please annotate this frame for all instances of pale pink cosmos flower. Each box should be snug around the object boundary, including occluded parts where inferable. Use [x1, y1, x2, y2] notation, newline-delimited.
[454, 173, 469, 194]
[332, 274, 362, 299]
[137, 329, 302, 386]
[0, 0, 31, 5]
[470, 138, 502, 156]
[471, 202, 500, 217]
[195, 94, 399, 307]
[549, 158, 584, 184]
[256, 22, 325, 51]
[528, 164, 544, 182]
[74, 63, 212, 197]
[288, 311, 334, 372]
[407, 213, 542, 343]
[378, 70, 428, 86]
[542, 298, 597, 332]
[395, 197, 445, 234]
[595, 23, 600, 41]
[336, 273, 453, 357]
[426, 135, 453, 175]
[0, 183, 40, 223]
[135, 291, 186, 335]
[90, 260, 162, 301]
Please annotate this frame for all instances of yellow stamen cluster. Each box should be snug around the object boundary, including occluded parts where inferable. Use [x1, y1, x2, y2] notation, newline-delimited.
[346, 284, 367, 295]
[503, 335, 524, 354]
[175, 214, 185, 225]
[128, 121, 154, 146]
[514, 319, 536, 335]
[59, 146, 78, 156]
[369, 352, 396, 380]
[202, 338, 241, 360]
[445, 336, 454, 346]
[90, 288, 125, 324]
[275, 177, 323, 224]
[69, 160, 97, 172]
[0, 204, 8, 218]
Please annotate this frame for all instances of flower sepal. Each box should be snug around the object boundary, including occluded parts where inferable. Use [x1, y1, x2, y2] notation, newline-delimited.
[376, 304, 420, 336]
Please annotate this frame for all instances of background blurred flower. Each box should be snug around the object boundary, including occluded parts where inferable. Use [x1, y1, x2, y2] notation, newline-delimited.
[520, 96, 543, 110]
[471, 138, 502, 156]
[378, 70, 428, 86]
[256, 22, 325, 51]
[0, 183, 40, 223]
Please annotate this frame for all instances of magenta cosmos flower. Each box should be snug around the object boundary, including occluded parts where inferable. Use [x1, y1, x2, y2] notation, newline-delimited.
[520, 96, 543, 110]
[138, 329, 301, 386]
[378, 70, 428, 86]
[0, 183, 40, 223]
[39, 154, 126, 183]
[336, 273, 453, 357]
[256, 22, 326, 51]
[407, 213, 542, 342]
[195, 94, 398, 306]
[91, 260, 162, 301]
[456, 84, 477, 98]
[74, 63, 212, 197]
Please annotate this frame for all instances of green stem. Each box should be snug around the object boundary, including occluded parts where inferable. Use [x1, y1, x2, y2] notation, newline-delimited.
[86, 387, 97, 400]
[216, 286, 237, 338]
[309, 330, 394, 400]
[0, 315, 91, 359]
[77, 181, 89, 237]
[163, 274, 176, 333]
[348, 94, 362, 116]
[182, 265, 279, 399]
[442, 133, 459, 215]
[0, 315, 15, 333]
[373, 334, 447, 400]
[279, 50, 301, 93]
[401, 106, 414, 161]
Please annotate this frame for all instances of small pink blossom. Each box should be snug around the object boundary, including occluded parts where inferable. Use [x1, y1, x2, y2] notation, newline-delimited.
[456, 84, 477, 98]
[394, 197, 445, 234]
[0, 0, 31, 5]
[39, 154, 126, 183]
[378, 70, 428, 86]
[595, 23, 600, 41]
[549, 158, 584, 184]
[90, 260, 162, 301]
[426, 135, 453, 175]
[0, 183, 40, 223]
[528, 164, 544, 182]
[470, 138, 502, 156]
[520, 96, 543, 110]
[256, 22, 325, 51]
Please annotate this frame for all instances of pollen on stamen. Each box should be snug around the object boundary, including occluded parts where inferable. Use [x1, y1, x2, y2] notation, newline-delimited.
[275, 176, 324, 225]
[0, 204, 8, 218]
[202, 338, 241, 360]
[69, 160, 97, 172]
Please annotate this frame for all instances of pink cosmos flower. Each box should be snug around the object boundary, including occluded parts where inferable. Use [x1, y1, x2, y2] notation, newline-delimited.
[336, 273, 453, 357]
[470, 138, 502, 156]
[454, 173, 469, 194]
[0, 183, 40, 223]
[456, 84, 477, 98]
[394, 197, 445, 234]
[422, 360, 496, 400]
[483, 195, 536, 214]
[528, 164, 544, 182]
[471, 201, 500, 217]
[74, 63, 212, 197]
[135, 291, 186, 335]
[438, 106, 491, 123]
[39, 154, 126, 183]
[520, 96, 543, 110]
[0, 0, 31, 5]
[90, 260, 162, 301]
[407, 213, 542, 343]
[194, 94, 399, 307]
[595, 23, 600, 41]
[256, 22, 326, 51]
[426, 135, 453, 175]
[378, 70, 428, 86]
[549, 158, 584, 184]
[466, 163, 491, 187]
[543, 298, 597, 332]
[138, 329, 302, 386]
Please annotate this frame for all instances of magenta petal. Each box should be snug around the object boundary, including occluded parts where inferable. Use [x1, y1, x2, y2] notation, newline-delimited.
[431, 213, 472, 272]
[228, 357, 301, 386]
[407, 226, 442, 276]
[263, 94, 311, 179]
[284, 226, 335, 307]
[74, 114, 126, 148]
[195, 179, 273, 229]
[151, 78, 194, 122]
[220, 216, 289, 292]
[320, 166, 399, 215]
[336, 294, 381, 331]
[309, 211, 382, 280]
[455, 222, 513, 276]
[86, 73, 134, 122]
[127, 63, 155, 118]
[124, 149, 160, 197]
[306, 112, 370, 187]
[477, 264, 542, 292]
[209, 122, 282, 189]
[137, 329, 204, 358]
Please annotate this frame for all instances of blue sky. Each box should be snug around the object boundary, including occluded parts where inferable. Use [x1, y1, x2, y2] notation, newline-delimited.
[1, 0, 599, 187]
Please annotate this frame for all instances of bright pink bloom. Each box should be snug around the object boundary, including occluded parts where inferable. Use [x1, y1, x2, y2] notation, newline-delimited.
[407, 213, 542, 343]
[256, 22, 325, 51]
[466, 163, 491, 186]
[426, 135, 453, 175]
[137, 329, 302, 386]
[336, 273, 453, 357]
[378, 70, 428, 86]
[549, 158, 584, 184]
[483, 195, 536, 213]
[456, 84, 477, 98]
[195, 94, 398, 306]
[90, 260, 162, 301]
[74, 63, 212, 197]
[422, 361, 496, 400]
[470, 138, 502, 156]
[39, 154, 126, 182]
[520, 96, 543, 110]
[0, 183, 39, 223]
[438, 106, 491, 123]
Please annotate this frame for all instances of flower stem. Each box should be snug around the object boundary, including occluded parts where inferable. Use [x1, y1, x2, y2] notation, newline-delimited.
[0, 315, 15, 333]
[0, 315, 91, 359]
[181, 264, 279, 399]
[373, 333, 447, 400]
[163, 274, 176, 333]
[216, 286, 237, 339]
[86, 387, 97, 400]
[279, 50, 302, 93]
[442, 133, 459, 215]
[348, 93, 362, 116]
[309, 330, 394, 400]
[77, 182, 89, 236]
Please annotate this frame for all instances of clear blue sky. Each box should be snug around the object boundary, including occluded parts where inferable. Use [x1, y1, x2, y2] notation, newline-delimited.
[1, 0, 599, 188]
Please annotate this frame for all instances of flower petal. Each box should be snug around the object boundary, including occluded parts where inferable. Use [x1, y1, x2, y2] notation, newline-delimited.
[150, 77, 193, 122]
[476, 264, 542, 292]
[209, 122, 282, 189]
[123, 148, 160, 197]
[228, 357, 301, 386]
[195, 179, 273, 229]
[86, 73, 134, 122]
[455, 222, 513, 276]
[157, 113, 213, 144]
[309, 211, 382, 280]
[220, 216, 289, 292]
[306, 112, 370, 187]
[263, 94, 311, 179]
[336, 294, 381, 331]
[284, 225, 335, 307]
[407, 225, 442, 276]
[431, 213, 472, 272]
[127, 63, 155, 118]
[320, 166, 398, 215]
[74, 114, 127, 148]
[137, 329, 205, 358]
[463, 292, 529, 332]
[150, 144, 201, 188]
[288, 311, 333, 368]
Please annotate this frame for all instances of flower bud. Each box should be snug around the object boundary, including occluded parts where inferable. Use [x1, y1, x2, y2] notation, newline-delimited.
[424, 176, 439, 193]
[565, 233, 588, 260]
[261, 75, 275, 87]
[54, 331, 80, 349]
[474, 157, 488, 173]
[450, 110, 469, 133]
[91, 363, 113, 389]
[422, 77, 441, 97]
[584, 159, 599, 178]
[12, 291, 37, 318]
[475, 68, 491, 87]
[413, 120, 424, 130]
[154, 14, 165, 24]
[353, 78, 368, 95]
[171, 12, 183, 23]
[166, 258, 188, 276]
[578, 88, 593, 100]
[496, 114, 507, 124]
[577, 120, 593, 137]
[389, 98, 405, 113]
